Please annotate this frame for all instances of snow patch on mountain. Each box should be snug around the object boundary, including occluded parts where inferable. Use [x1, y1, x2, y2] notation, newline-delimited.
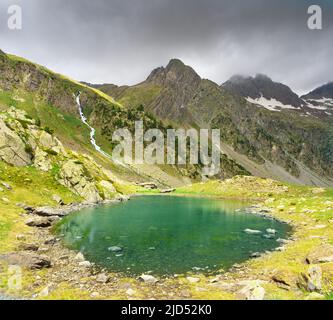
[246, 95, 299, 112]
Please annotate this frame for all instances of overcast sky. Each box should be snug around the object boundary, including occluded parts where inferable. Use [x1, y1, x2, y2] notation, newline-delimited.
[0, 0, 332, 94]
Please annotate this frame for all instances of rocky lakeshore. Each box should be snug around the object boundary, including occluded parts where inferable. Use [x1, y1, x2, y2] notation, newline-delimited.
[1, 181, 332, 300]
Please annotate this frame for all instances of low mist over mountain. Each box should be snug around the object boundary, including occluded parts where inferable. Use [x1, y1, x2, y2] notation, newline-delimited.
[222, 74, 304, 111]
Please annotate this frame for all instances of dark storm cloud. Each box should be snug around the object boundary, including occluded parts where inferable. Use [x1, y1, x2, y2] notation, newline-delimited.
[0, 0, 332, 94]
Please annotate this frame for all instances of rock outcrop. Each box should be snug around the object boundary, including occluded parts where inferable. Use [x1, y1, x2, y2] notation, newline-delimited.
[0, 107, 118, 202]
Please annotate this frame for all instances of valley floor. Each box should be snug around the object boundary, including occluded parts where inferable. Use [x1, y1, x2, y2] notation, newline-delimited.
[0, 173, 333, 300]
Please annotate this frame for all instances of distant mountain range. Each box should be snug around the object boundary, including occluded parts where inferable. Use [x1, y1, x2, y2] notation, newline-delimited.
[88, 59, 333, 186]
[222, 74, 333, 117]
[0, 49, 332, 187]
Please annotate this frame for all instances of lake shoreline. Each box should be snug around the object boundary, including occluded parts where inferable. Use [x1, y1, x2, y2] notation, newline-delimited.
[1, 176, 333, 300]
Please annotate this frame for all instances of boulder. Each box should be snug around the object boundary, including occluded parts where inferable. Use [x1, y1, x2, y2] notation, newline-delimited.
[33, 147, 52, 172]
[58, 160, 101, 203]
[138, 182, 158, 190]
[18, 243, 39, 252]
[159, 188, 176, 194]
[298, 266, 322, 292]
[1, 182, 12, 190]
[33, 207, 66, 217]
[74, 252, 85, 262]
[237, 282, 266, 300]
[306, 244, 333, 264]
[52, 195, 64, 205]
[138, 274, 158, 284]
[96, 273, 110, 284]
[0, 252, 51, 269]
[25, 217, 52, 228]
[79, 261, 92, 268]
[186, 277, 200, 283]
[271, 270, 297, 290]
[0, 119, 32, 166]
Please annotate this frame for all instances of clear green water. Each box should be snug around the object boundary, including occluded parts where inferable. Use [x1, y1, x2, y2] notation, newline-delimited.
[56, 196, 290, 276]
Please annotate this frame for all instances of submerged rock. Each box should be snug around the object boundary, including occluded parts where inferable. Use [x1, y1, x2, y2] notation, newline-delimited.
[266, 228, 276, 234]
[108, 246, 122, 252]
[244, 229, 262, 235]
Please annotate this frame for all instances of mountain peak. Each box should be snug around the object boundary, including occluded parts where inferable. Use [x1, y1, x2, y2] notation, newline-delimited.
[302, 82, 333, 100]
[254, 74, 272, 82]
[223, 74, 304, 108]
[146, 59, 201, 86]
[165, 58, 186, 69]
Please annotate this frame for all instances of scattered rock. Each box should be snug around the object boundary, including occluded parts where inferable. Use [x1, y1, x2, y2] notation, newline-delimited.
[250, 252, 261, 258]
[186, 277, 200, 283]
[305, 292, 325, 300]
[312, 188, 326, 194]
[39, 286, 50, 297]
[299, 266, 322, 292]
[306, 244, 333, 264]
[25, 217, 52, 228]
[74, 252, 85, 262]
[79, 261, 92, 268]
[180, 290, 191, 298]
[0, 252, 51, 269]
[44, 237, 57, 245]
[271, 270, 296, 290]
[91, 292, 100, 298]
[1, 182, 12, 190]
[138, 274, 158, 284]
[244, 229, 262, 235]
[52, 194, 64, 205]
[138, 182, 158, 190]
[108, 246, 122, 252]
[96, 273, 109, 284]
[159, 188, 176, 194]
[263, 234, 275, 239]
[126, 289, 136, 296]
[237, 281, 266, 300]
[18, 243, 39, 252]
[32, 207, 67, 217]
[16, 234, 26, 241]
[309, 225, 327, 230]
[276, 238, 290, 244]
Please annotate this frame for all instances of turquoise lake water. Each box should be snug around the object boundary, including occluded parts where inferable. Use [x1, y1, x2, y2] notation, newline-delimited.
[56, 196, 290, 276]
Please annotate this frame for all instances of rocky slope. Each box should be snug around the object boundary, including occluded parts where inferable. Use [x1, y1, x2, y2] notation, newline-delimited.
[0, 50, 199, 187]
[94, 59, 333, 186]
[301, 83, 333, 116]
[0, 106, 117, 202]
